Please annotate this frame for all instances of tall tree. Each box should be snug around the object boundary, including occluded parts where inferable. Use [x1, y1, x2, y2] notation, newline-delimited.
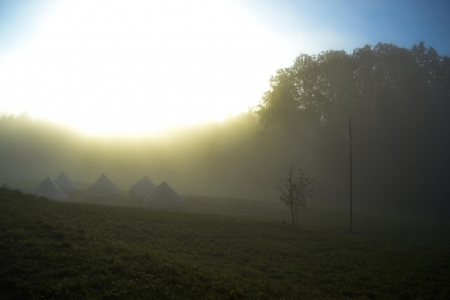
[257, 42, 450, 213]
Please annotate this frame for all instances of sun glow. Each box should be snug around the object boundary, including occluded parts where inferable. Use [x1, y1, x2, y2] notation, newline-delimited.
[0, 0, 291, 135]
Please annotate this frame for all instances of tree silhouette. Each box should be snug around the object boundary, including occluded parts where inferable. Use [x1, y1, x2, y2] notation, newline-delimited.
[276, 161, 314, 227]
[258, 42, 450, 213]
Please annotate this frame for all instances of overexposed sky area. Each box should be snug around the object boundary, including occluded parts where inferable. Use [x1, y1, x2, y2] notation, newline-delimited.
[0, 0, 449, 135]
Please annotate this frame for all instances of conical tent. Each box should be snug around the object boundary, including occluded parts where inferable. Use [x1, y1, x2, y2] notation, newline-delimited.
[33, 177, 68, 201]
[54, 172, 81, 192]
[129, 176, 156, 199]
[85, 174, 119, 197]
[143, 181, 183, 206]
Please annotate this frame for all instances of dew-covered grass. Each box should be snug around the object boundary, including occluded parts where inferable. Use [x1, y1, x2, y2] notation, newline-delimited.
[0, 187, 449, 299]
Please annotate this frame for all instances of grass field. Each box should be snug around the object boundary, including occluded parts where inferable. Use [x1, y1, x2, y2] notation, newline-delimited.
[0, 187, 449, 299]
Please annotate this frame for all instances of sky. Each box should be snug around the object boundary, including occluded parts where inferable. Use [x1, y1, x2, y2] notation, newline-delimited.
[0, 0, 449, 136]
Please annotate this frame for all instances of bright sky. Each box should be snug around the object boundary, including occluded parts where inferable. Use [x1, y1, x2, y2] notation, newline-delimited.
[0, 0, 449, 135]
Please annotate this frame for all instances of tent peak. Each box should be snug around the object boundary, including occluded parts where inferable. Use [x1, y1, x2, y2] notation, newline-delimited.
[34, 177, 68, 201]
[86, 173, 119, 197]
[143, 181, 183, 206]
[129, 176, 156, 199]
[55, 172, 80, 191]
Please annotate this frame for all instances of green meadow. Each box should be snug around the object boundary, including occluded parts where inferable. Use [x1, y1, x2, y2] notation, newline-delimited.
[0, 187, 449, 299]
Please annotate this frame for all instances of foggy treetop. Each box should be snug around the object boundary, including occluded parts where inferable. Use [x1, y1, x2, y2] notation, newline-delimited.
[257, 42, 449, 129]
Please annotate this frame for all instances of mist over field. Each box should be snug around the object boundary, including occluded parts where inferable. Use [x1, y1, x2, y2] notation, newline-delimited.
[1, 1, 449, 220]
[1, 38, 450, 224]
[0, 112, 295, 201]
[2, 42, 450, 218]
[0, 111, 361, 206]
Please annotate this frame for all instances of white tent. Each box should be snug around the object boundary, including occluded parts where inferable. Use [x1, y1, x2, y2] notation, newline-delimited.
[85, 174, 119, 197]
[143, 181, 183, 207]
[54, 172, 81, 192]
[33, 177, 68, 201]
[129, 176, 156, 199]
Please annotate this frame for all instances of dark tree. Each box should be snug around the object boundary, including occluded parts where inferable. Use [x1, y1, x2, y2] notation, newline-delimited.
[258, 42, 450, 214]
[276, 161, 314, 226]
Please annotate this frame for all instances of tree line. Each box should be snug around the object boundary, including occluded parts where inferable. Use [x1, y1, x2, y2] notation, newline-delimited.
[257, 42, 450, 214]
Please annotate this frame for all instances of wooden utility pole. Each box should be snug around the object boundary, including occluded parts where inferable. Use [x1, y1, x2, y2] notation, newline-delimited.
[349, 115, 353, 233]
[342, 116, 355, 233]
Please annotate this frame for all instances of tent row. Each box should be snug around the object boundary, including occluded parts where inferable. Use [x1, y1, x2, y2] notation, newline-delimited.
[33, 172, 81, 201]
[32, 173, 183, 206]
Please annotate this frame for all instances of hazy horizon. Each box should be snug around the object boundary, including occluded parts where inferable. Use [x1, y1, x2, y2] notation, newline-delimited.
[1, 0, 449, 136]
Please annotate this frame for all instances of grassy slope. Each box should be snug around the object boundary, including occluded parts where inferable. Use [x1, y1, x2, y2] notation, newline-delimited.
[0, 188, 449, 299]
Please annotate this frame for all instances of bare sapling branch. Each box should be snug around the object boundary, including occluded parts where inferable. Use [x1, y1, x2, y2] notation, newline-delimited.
[276, 160, 314, 226]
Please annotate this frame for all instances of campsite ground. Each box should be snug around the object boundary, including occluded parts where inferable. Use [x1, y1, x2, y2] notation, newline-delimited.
[0, 187, 449, 299]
